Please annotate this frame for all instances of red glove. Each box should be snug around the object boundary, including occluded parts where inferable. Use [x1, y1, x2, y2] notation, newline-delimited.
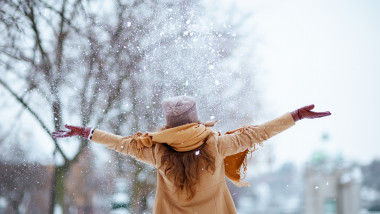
[52, 125, 92, 139]
[291, 104, 331, 122]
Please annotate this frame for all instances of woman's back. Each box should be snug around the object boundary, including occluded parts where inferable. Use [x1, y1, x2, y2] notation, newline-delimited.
[154, 131, 237, 214]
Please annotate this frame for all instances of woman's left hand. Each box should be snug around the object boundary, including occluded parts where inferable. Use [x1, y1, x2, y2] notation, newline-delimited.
[291, 104, 331, 122]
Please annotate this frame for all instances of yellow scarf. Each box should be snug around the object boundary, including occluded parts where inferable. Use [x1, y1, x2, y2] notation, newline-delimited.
[129, 123, 251, 187]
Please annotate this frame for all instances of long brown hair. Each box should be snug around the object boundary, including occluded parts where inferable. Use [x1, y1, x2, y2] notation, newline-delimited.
[159, 121, 217, 200]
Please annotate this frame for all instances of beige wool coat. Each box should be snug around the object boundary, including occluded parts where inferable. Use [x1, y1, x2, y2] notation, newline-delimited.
[91, 112, 295, 214]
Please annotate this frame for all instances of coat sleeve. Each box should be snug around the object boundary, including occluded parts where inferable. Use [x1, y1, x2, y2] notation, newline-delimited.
[217, 112, 295, 158]
[91, 129, 157, 167]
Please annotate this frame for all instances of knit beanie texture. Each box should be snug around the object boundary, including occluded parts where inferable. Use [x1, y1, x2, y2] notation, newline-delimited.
[162, 95, 199, 127]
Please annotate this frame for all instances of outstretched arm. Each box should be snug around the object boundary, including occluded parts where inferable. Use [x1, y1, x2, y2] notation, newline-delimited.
[217, 104, 331, 158]
[52, 125, 156, 166]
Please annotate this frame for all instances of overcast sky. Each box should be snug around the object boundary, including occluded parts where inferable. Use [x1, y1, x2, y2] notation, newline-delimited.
[236, 0, 380, 166]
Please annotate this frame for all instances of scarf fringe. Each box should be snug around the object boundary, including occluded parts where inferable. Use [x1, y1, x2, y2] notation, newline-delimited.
[225, 125, 263, 187]
[121, 132, 152, 159]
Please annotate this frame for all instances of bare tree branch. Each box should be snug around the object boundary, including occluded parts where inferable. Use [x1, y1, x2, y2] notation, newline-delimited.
[24, 1, 52, 75]
[0, 78, 69, 162]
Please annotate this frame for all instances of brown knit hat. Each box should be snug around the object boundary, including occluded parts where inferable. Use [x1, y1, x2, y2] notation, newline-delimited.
[162, 95, 199, 128]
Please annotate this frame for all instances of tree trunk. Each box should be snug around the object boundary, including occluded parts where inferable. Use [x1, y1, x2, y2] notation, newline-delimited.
[49, 163, 69, 214]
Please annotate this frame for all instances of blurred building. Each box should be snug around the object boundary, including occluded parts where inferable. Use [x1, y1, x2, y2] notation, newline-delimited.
[236, 162, 303, 214]
[0, 148, 119, 214]
[235, 149, 367, 214]
[304, 151, 361, 214]
[0, 162, 53, 213]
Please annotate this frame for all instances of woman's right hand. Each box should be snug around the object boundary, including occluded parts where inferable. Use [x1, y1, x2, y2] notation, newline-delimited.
[52, 124, 92, 139]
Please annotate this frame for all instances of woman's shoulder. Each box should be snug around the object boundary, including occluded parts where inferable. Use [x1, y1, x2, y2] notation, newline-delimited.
[206, 130, 220, 141]
[205, 131, 224, 163]
[205, 130, 221, 150]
